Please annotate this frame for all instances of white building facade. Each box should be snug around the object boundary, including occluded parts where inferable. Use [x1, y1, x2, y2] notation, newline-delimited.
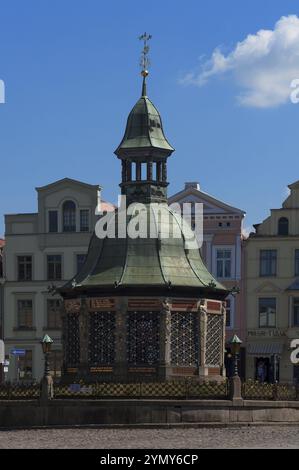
[3, 178, 103, 382]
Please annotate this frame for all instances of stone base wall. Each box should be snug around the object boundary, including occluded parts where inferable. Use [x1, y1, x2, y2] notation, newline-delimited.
[1, 400, 299, 428]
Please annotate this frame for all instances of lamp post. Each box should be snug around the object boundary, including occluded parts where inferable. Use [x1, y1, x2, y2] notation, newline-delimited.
[229, 334, 243, 403]
[230, 334, 242, 377]
[41, 334, 53, 378]
[40, 334, 53, 401]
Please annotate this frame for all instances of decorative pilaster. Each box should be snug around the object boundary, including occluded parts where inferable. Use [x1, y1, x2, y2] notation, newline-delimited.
[78, 297, 89, 378]
[221, 301, 226, 377]
[114, 297, 128, 381]
[60, 301, 68, 375]
[198, 299, 207, 378]
[158, 298, 172, 380]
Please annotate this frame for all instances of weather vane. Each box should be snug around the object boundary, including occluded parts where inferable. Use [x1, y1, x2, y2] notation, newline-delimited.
[139, 32, 152, 77]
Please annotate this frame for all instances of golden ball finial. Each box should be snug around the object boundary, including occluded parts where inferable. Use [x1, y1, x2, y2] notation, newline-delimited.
[141, 70, 149, 77]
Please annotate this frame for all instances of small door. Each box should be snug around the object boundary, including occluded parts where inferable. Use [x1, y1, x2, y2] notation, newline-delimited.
[255, 357, 270, 383]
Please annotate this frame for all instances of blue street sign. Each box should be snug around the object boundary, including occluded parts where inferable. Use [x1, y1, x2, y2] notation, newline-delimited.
[10, 349, 26, 356]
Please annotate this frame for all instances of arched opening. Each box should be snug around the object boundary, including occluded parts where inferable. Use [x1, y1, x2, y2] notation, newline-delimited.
[62, 200, 76, 232]
[278, 217, 289, 236]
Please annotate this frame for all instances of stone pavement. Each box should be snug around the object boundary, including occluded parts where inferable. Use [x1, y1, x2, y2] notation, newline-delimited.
[0, 425, 298, 449]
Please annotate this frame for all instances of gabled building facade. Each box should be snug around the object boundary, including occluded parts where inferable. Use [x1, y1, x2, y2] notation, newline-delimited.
[169, 182, 246, 377]
[3, 178, 107, 381]
[245, 180, 299, 383]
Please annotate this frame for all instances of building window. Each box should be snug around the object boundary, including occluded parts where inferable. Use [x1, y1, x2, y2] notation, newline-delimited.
[62, 200, 76, 232]
[47, 299, 62, 329]
[47, 255, 62, 280]
[292, 298, 299, 327]
[49, 350, 63, 378]
[17, 256, 32, 281]
[278, 217, 289, 236]
[48, 210, 58, 233]
[76, 254, 86, 274]
[226, 299, 231, 328]
[295, 250, 299, 276]
[259, 298, 276, 328]
[17, 300, 33, 329]
[216, 249, 231, 278]
[260, 250, 277, 277]
[18, 350, 33, 380]
[80, 209, 89, 232]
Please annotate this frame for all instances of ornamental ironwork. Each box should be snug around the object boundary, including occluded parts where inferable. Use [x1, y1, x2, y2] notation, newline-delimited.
[64, 313, 80, 367]
[127, 311, 159, 365]
[88, 311, 115, 366]
[170, 311, 198, 366]
[206, 313, 223, 366]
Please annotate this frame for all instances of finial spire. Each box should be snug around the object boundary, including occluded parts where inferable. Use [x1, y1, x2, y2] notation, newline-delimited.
[139, 32, 152, 96]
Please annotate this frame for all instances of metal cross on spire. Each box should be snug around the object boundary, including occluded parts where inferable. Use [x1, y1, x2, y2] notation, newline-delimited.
[139, 32, 152, 77]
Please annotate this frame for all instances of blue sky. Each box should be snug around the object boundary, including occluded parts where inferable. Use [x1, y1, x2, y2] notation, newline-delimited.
[0, 0, 299, 236]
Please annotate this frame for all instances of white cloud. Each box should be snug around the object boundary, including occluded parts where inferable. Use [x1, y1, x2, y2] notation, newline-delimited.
[181, 15, 299, 108]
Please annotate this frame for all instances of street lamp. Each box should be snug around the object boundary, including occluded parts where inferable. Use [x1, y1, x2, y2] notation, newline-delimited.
[40, 334, 53, 379]
[229, 334, 242, 377]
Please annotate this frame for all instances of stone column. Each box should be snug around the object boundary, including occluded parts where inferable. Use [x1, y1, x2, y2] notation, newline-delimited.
[221, 301, 226, 377]
[60, 301, 68, 376]
[121, 160, 127, 183]
[136, 162, 141, 181]
[162, 162, 167, 182]
[156, 162, 162, 181]
[78, 297, 89, 379]
[158, 298, 172, 380]
[127, 162, 132, 181]
[198, 300, 208, 379]
[114, 297, 128, 381]
[147, 162, 153, 180]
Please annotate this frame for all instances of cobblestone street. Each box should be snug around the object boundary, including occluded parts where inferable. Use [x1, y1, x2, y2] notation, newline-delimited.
[0, 425, 298, 449]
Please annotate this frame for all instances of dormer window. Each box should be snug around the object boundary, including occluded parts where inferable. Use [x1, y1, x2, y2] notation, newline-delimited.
[63, 200, 76, 232]
[278, 217, 289, 236]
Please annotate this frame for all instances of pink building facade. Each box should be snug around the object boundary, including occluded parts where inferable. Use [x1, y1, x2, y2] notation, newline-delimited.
[169, 182, 246, 377]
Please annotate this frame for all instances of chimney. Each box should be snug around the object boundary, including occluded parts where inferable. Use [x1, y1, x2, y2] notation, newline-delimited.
[184, 182, 200, 191]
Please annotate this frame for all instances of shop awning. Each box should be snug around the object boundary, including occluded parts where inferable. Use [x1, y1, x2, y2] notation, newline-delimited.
[247, 342, 284, 355]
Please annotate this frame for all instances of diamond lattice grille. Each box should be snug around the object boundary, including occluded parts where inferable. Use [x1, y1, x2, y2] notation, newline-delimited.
[170, 311, 198, 366]
[88, 311, 115, 365]
[206, 313, 222, 366]
[127, 311, 160, 365]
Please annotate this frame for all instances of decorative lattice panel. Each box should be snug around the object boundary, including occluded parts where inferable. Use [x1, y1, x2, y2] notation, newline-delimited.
[170, 312, 198, 366]
[53, 380, 230, 400]
[127, 311, 159, 365]
[88, 311, 115, 366]
[206, 313, 222, 366]
[65, 312, 80, 366]
[0, 383, 40, 399]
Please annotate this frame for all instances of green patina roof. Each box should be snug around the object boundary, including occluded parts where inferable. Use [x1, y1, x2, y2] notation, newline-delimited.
[64, 203, 226, 293]
[115, 89, 174, 154]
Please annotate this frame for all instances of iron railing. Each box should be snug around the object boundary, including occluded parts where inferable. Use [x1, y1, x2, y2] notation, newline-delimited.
[0, 379, 298, 401]
[53, 380, 229, 399]
[242, 380, 299, 401]
[0, 382, 40, 400]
